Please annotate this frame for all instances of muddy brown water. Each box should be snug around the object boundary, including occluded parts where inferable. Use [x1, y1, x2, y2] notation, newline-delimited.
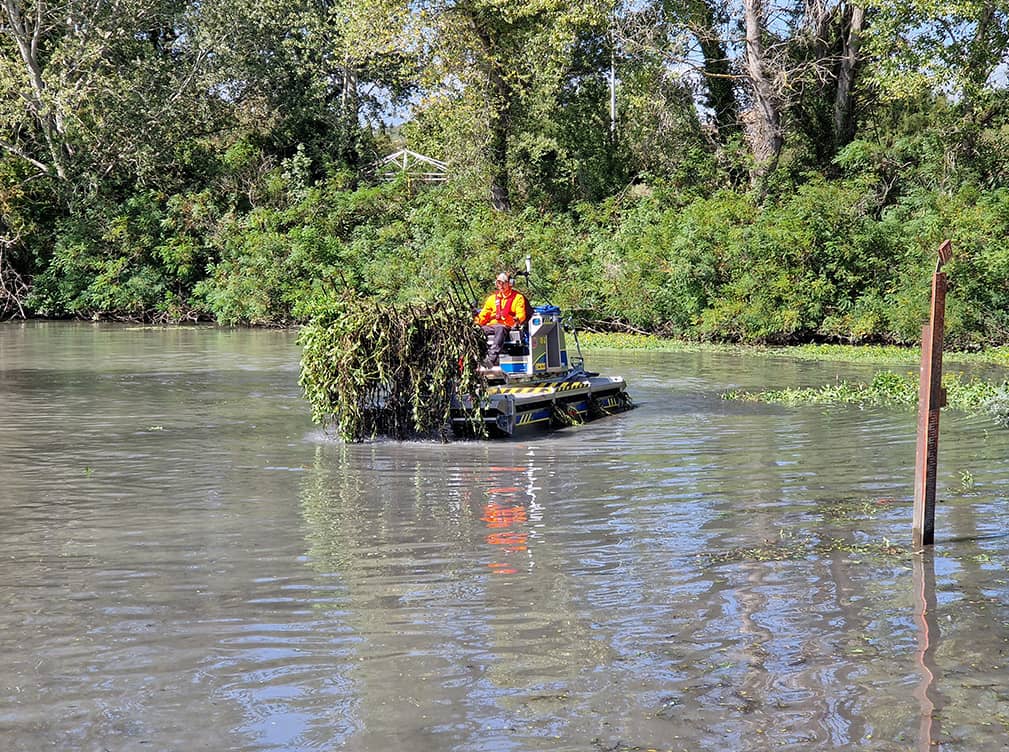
[1, 322, 1007, 751]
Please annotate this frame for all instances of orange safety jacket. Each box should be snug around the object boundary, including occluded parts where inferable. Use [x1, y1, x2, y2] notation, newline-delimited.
[475, 288, 528, 328]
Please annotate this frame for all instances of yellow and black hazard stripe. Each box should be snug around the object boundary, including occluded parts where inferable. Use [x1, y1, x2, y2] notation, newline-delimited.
[487, 380, 591, 396]
[554, 381, 590, 392]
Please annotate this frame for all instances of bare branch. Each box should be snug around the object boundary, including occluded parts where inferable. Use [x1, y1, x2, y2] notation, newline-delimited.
[0, 237, 28, 319]
[0, 138, 53, 176]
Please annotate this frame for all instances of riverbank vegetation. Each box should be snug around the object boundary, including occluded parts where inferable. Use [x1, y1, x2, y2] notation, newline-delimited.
[4, 1, 1009, 350]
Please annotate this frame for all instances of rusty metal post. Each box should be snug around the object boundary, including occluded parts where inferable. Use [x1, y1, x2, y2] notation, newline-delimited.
[913, 240, 952, 548]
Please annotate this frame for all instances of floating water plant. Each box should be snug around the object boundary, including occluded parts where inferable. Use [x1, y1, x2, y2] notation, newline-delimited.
[722, 370, 1003, 417]
[983, 383, 1009, 427]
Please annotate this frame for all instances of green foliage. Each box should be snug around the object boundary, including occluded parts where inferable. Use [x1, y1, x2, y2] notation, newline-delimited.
[191, 176, 418, 323]
[20, 164, 1009, 351]
[723, 369, 1002, 419]
[297, 294, 488, 441]
[7, 0, 1009, 354]
[864, 0, 1009, 106]
[27, 191, 215, 321]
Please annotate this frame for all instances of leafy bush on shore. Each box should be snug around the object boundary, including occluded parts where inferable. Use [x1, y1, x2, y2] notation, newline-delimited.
[15, 165, 1009, 351]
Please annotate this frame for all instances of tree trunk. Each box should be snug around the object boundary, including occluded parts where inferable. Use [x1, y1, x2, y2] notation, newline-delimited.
[471, 18, 513, 212]
[742, 0, 778, 184]
[833, 3, 865, 150]
[742, 0, 782, 183]
[1, 0, 68, 179]
[684, 0, 739, 144]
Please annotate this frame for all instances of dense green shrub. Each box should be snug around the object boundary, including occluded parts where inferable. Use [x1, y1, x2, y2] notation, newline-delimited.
[16, 154, 1009, 349]
[29, 193, 182, 320]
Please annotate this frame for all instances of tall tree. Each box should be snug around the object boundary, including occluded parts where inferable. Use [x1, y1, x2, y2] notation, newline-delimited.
[833, 2, 865, 149]
[865, 0, 1009, 110]
[785, 1, 869, 166]
[0, 0, 215, 315]
[624, 1, 875, 182]
[195, 0, 417, 173]
[605, 1, 718, 190]
[413, 0, 610, 211]
[0, 0, 215, 186]
[741, 0, 784, 180]
[1, 0, 82, 180]
[669, 0, 740, 145]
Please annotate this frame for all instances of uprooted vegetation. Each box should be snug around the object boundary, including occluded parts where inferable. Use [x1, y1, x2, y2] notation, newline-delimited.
[298, 294, 489, 442]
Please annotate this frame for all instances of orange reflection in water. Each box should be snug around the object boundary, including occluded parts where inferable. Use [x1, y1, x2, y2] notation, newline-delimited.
[482, 502, 527, 529]
[481, 469, 534, 574]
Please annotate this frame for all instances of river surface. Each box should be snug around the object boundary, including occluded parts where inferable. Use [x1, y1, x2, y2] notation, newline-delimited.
[1, 322, 1008, 752]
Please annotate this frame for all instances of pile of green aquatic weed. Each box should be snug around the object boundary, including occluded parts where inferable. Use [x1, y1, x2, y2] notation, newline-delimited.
[723, 370, 1003, 414]
[702, 535, 908, 566]
[298, 294, 488, 442]
[983, 384, 1009, 427]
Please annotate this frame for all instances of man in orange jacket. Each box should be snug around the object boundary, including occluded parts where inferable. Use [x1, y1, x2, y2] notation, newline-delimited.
[475, 272, 529, 367]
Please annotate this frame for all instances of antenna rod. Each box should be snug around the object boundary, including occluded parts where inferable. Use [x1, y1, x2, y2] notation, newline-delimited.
[460, 267, 480, 306]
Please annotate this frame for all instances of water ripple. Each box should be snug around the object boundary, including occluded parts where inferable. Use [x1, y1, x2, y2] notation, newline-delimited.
[4, 330, 1009, 750]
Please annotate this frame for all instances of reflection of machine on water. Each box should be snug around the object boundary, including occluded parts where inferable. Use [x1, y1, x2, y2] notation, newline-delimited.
[481, 463, 543, 575]
[453, 267, 633, 438]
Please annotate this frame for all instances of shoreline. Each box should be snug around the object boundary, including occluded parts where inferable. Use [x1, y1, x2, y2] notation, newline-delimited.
[577, 331, 1009, 368]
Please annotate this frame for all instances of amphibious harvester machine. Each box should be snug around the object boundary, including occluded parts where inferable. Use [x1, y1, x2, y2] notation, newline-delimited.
[453, 303, 633, 437]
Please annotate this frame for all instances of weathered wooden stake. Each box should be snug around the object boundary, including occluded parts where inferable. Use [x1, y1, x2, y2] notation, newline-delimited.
[913, 240, 952, 548]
